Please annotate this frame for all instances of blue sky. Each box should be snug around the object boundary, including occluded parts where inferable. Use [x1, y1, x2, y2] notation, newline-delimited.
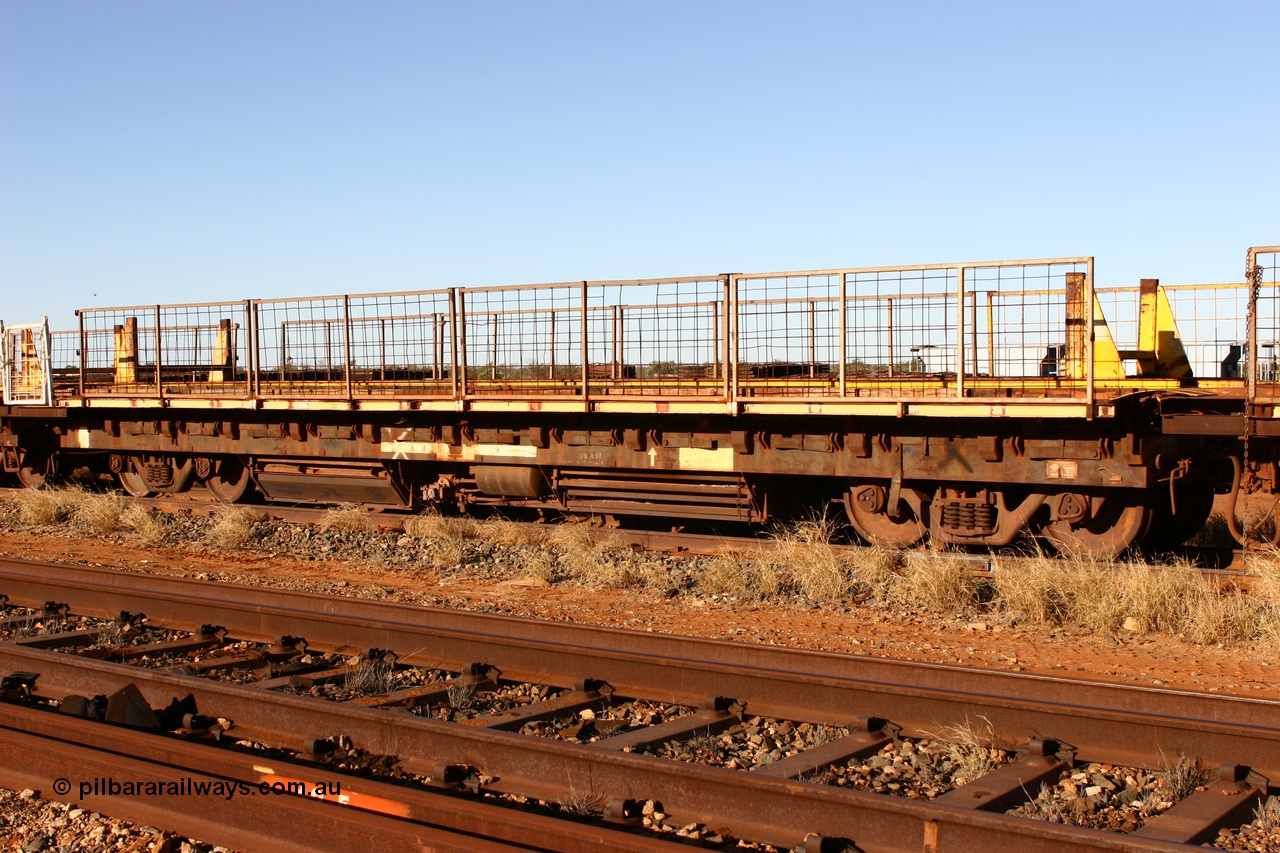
[1, 1, 1276, 330]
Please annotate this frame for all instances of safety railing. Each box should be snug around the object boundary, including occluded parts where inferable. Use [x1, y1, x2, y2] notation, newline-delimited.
[732, 258, 1094, 400]
[1, 320, 53, 406]
[77, 302, 253, 398]
[41, 255, 1226, 410]
[1248, 247, 1280, 400]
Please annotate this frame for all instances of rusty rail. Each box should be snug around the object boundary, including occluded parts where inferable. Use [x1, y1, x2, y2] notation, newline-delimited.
[0, 559, 1274, 850]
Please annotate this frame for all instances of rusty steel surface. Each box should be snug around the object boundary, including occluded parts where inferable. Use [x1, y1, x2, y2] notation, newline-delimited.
[0, 556, 1275, 772]
[0, 699, 681, 853]
[0, 644, 1217, 853]
[0, 703, 527, 853]
[0, 558, 1275, 851]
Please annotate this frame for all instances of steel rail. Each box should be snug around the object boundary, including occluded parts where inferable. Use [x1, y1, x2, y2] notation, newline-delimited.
[0, 557, 1275, 768]
[0, 697, 682, 853]
[0, 702, 527, 853]
[0, 559, 1274, 850]
[0, 644, 1217, 853]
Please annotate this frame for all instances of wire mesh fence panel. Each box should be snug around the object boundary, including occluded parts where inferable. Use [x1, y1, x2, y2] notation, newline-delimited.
[158, 302, 250, 396]
[735, 272, 846, 397]
[459, 284, 583, 395]
[252, 297, 349, 397]
[593, 277, 726, 396]
[1094, 286, 1140, 364]
[77, 306, 160, 397]
[345, 291, 454, 397]
[1093, 284, 1246, 381]
[733, 259, 1091, 400]
[2, 323, 52, 405]
[1157, 284, 1246, 380]
[847, 268, 958, 393]
[49, 330, 79, 393]
[1252, 249, 1280, 398]
[76, 303, 250, 398]
[965, 261, 1090, 389]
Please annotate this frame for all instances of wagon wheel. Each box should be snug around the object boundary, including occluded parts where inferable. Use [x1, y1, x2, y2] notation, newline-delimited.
[16, 453, 51, 490]
[118, 468, 157, 498]
[1143, 482, 1215, 550]
[1042, 491, 1152, 559]
[206, 457, 255, 503]
[844, 484, 927, 548]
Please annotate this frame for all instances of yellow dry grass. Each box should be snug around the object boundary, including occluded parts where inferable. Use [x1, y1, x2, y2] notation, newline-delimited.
[210, 506, 264, 549]
[403, 513, 479, 540]
[318, 506, 375, 533]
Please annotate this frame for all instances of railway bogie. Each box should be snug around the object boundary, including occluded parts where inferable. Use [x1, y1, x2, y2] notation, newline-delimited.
[2, 246, 1278, 557]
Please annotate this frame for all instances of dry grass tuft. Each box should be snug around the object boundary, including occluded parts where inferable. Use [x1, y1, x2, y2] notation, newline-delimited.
[561, 783, 609, 817]
[1157, 753, 1210, 801]
[765, 516, 852, 601]
[519, 550, 556, 583]
[888, 553, 977, 613]
[342, 657, 397, 696]
[548, 523, 657, 589]
[11, 488, 69, 525]
[121, 504, 167, 546]
[446, 681, 477, 710]
[479, 519, 548, 547]
[210, 506, 264, 549]
[1252, 795, 1280, 835]
[931, 716, 1002, 785]
[990, 552, 1280, 644]
[693, 518, 901, 603]
[70, 489, 127, 535]
[319, 506, 375, 533]
[403, 513, 479, 540]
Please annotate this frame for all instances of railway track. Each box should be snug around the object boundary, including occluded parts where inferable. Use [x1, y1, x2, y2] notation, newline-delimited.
[0, 557, 1274, 851]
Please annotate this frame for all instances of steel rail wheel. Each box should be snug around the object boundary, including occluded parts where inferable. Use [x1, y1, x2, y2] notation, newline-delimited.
[1042, 491, 1153, 559]
[206, 457, 255, 503]
[844, 484, 928, 547]
[15, 451, 52, 490]
[117, 469, 157, 498]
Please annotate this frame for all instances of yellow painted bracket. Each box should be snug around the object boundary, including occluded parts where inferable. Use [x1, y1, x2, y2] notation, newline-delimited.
[1066, 276, 1192, 381]
[1064, 273, 1126, 380]
[1116, 279, 1193, 379]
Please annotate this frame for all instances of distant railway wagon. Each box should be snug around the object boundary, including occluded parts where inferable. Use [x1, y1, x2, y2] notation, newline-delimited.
[3, 247, 1279, 558]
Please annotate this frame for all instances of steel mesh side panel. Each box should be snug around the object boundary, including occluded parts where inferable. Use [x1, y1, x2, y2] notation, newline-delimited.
[597, 279, 725, 396]
[49, 330, 79, 393]
[461, 285, 582, 393]
[1095, 284, 1247, 380]
[969, 262, 1085, 387]
[346, 291, 454, 397]
[1094, 287, 1140, 363]
[458, 278, 726, 398]
[735, 273, 845, 397]
[253, 298, 347, 397]
[848, 268, 957, 393]
[3, 326, 52, 404]
[159, 303, 250, 396]
[77, 303, 249, 398]
[1162, 284, 1247, 380]
[732, 262, 1091, 399]
[1255, 251, 1280, 396]
[77, 307, 159, 397]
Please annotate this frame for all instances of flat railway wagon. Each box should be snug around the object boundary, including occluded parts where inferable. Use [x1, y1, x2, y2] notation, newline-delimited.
[2, 246, 1278, 558]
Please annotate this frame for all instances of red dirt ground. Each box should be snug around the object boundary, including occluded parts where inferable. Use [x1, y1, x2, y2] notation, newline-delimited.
[0, 527, 1275, 702]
